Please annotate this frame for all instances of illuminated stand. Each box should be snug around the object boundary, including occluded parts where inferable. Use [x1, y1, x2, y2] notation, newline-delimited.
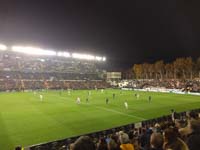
[0, 43, 106, 61]
[10, 45, 106, 61]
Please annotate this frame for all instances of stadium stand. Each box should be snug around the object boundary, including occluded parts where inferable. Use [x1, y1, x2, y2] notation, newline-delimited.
[0, 50, 109, 91]
[22, 109, 200, 150]
[118, 79, 200, 92]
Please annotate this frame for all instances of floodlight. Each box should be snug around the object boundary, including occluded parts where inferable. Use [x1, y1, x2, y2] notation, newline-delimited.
[10, 45, 106, 61]
[36, 58, 45, 62]
[57, 52, 71, 57]
[0, 44, 7, 51]
[95, 56, 103, 61]
[72, 53, 95, 60]
[11, 46, 57, 56]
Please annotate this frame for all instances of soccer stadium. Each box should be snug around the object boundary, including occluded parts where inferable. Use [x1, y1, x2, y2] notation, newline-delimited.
[0, 44, 200, 150]
[1, 1, 200, 150]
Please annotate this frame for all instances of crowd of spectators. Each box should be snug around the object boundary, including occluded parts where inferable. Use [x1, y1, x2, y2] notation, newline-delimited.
[0, 71, 101, 80]
[119, 79, 200, 92]
[22, 109, 200, 150]
[0, 51, 105, 74]
[0, 80, 110, 91]
[0, 51, 108, 91]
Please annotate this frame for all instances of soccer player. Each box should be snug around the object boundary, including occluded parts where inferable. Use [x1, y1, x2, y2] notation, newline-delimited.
[148, 96, 151, 103]
[106, 98, 109, 104]
[124, 101, 128, 109]
[68, 89, 71, 95]
[76, 97, 81, 104]
[136, 94, 140, 100]
[86, 97, 89, 103]
[88, 91, 91, 96]
[40, 94, 43, 101]
[113, 93, 115, 99]
[120, 90, 122, 95]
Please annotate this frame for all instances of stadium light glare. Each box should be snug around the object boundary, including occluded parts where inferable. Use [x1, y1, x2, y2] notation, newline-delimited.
[0, 44, 7, 51]
[11, 46, 57, 56]
[95, 56, 103, 61]
[72, 53, 95, 60]
[10, 45, 106, 61]
[57, 52, 71, 57]
[40, 59, 45, 62]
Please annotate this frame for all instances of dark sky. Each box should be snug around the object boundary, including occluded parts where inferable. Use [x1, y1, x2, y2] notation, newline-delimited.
[0, 0, 200, 69]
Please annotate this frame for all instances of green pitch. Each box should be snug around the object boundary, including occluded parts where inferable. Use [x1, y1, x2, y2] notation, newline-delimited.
[0, 89, 200, 150]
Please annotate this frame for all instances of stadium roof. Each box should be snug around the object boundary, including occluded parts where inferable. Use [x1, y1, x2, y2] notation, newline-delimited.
[0, 44, 106, 61]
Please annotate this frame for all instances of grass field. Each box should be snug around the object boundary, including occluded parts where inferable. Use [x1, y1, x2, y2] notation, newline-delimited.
[0, 89, 200, 150]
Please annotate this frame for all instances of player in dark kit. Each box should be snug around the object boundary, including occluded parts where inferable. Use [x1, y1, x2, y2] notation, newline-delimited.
[106, 98, 109, 104]
[86, 97, 89, 103]
[148, 96, 151, 103]
[120, 90, 122, 95]
[113, 93, 115, 99]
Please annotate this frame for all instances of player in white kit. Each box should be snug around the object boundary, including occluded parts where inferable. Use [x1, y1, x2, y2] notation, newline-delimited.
[136, 94, 140, 100]
[68, 89, 71, 95]
[40, 94, 43, 101]
[76, 97, 81, 104]
[124, 101, 128, 109]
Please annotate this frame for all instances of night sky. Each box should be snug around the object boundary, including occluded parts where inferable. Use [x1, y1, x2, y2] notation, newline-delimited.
[0, 0, 200, 69]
